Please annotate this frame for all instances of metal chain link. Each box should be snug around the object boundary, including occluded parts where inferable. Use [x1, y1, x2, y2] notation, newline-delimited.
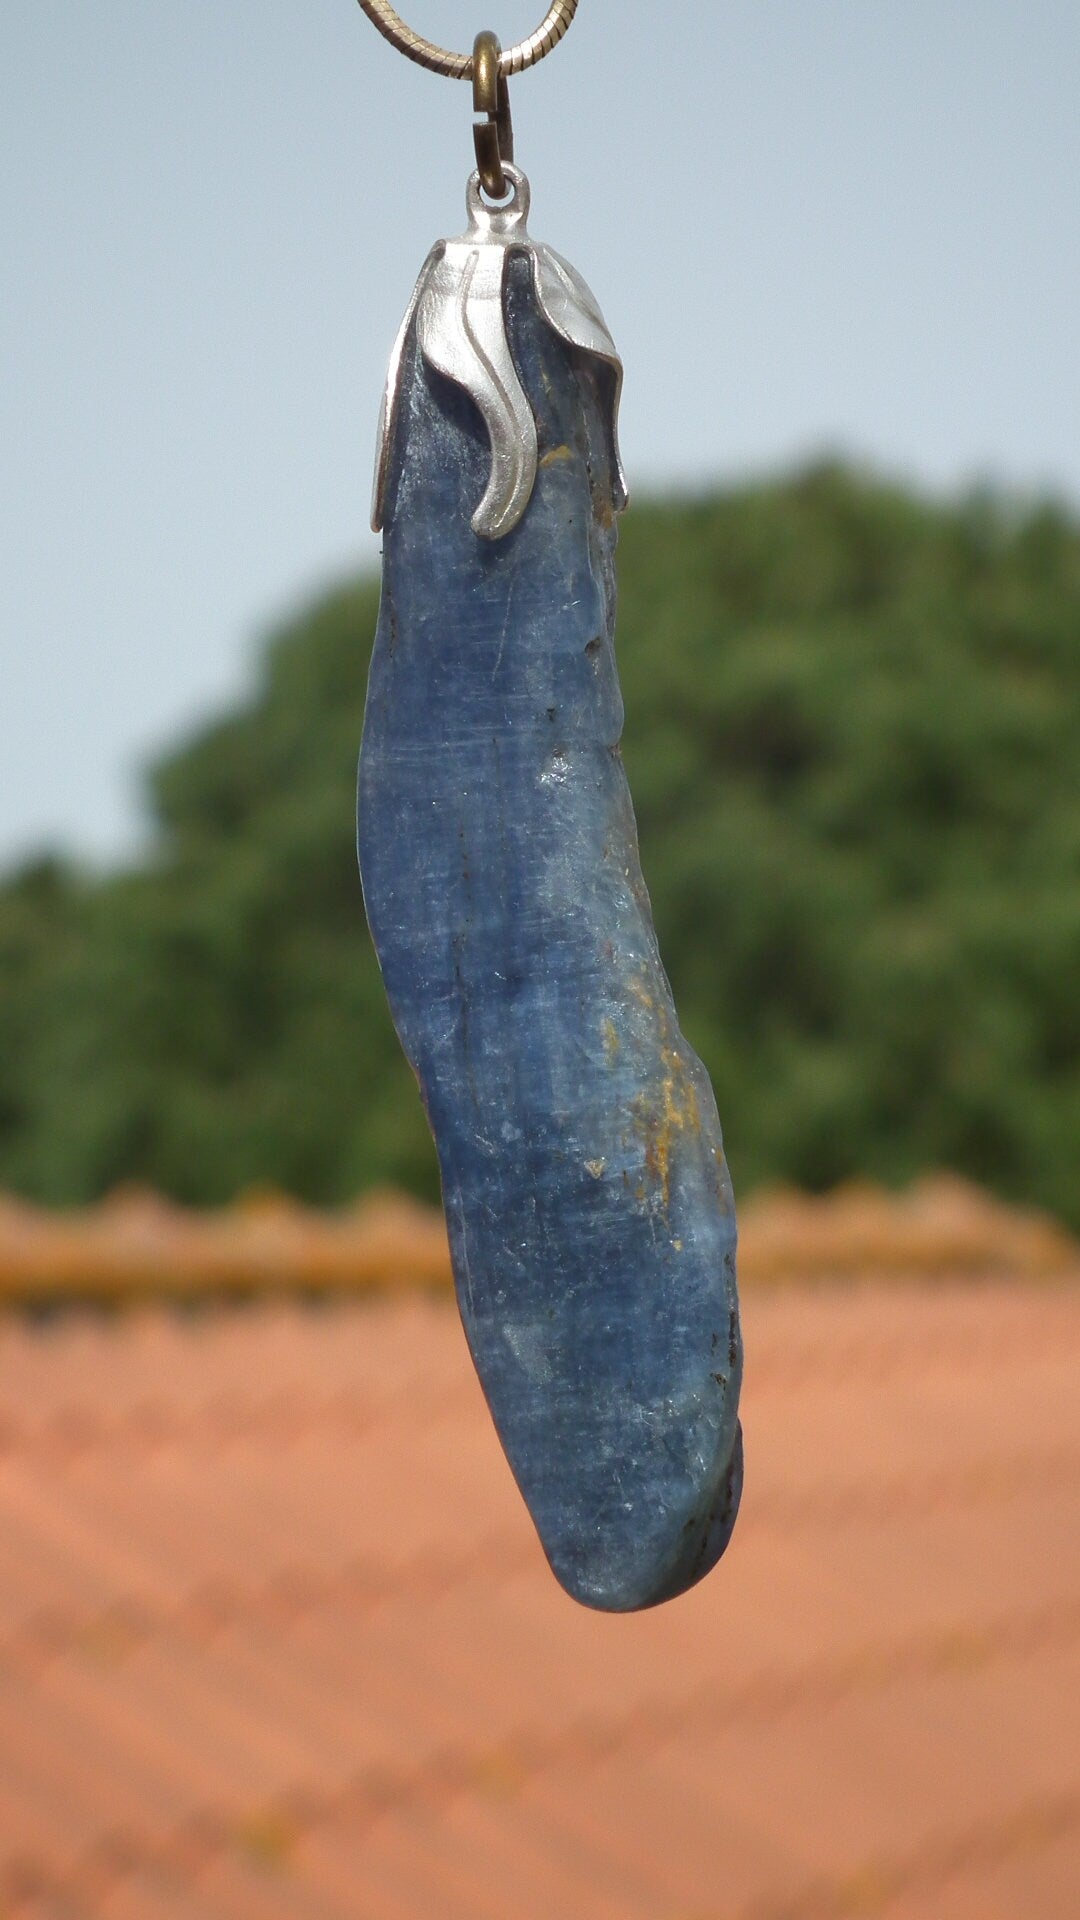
[354, 1, 579, 78]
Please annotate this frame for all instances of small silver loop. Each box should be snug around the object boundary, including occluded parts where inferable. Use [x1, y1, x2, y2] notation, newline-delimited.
[466, 163, 530, 230]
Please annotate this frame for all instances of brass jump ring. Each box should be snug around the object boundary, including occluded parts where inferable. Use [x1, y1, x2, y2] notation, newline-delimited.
[472, 31, 514, 198]
[354, 1, 579, 79]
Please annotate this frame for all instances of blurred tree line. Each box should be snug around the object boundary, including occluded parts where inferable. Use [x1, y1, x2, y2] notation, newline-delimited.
[1, 466, 1077, 1223]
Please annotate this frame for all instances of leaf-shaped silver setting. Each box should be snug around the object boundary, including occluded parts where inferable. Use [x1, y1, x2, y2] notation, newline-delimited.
[531, 244, 628, 512]
[371, 242, 443, 539]
[416, 234, 537, 540]
[372, 165, 626, 541]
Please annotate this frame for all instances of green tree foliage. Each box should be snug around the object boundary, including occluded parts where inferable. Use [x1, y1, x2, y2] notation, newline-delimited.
[1, 466, 1077, 1221]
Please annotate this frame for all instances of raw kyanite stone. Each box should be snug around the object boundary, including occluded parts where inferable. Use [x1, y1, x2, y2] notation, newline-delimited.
[358, 255, 742, 1610]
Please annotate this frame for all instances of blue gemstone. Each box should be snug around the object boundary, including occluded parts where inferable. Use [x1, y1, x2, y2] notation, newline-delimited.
[359, 257, 742, 1610]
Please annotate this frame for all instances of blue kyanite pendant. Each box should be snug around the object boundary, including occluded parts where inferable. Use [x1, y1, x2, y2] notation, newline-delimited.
[358, 165, 743, 1610]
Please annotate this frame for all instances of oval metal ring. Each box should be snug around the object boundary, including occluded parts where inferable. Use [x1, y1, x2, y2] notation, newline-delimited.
[355, 0, 579, 79]
[473, 31, 514, 198]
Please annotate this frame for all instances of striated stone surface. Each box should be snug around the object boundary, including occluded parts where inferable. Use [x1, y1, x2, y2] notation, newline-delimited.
[358, 257, 742, 1610]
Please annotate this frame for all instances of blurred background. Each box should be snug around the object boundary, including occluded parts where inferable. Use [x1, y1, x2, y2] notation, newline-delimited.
[1, 4, 1078, 1916]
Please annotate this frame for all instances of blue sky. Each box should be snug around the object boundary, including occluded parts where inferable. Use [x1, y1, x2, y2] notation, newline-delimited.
[2, 2, 1078, 865]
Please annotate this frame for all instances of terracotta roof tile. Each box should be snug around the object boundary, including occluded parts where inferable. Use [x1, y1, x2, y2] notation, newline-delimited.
[1, 1274, 1077, 1916]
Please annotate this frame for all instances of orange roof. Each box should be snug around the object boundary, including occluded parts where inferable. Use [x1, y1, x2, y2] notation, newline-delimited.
[1, 1274, 1077, 1916]
[1, 1175, 1075, 1306]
